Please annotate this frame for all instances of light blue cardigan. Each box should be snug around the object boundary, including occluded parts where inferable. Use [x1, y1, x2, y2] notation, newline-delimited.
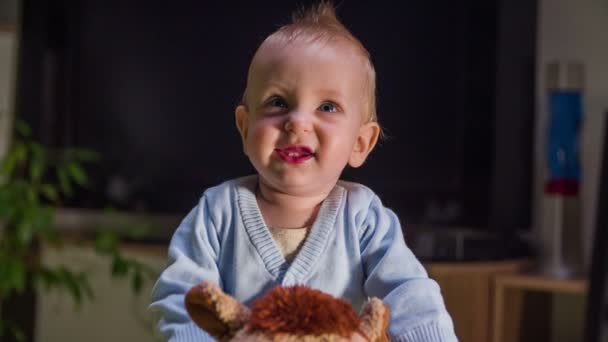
[150, 176, 457, 341]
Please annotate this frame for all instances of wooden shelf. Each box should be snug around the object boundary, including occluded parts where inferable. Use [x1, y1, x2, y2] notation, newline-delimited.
[493, 272, 588, 342]
[0, 23, 16, 34]
[495, 273, 588, 295]
[426, 259, 533, 275]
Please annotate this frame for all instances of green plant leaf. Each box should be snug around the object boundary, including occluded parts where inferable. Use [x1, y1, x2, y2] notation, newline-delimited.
[15, 119, 31, 138]
[67, 162, 87, 186]
[29, 157, 45, 184]
[28, 144, 46, 183]
[1, 142, 27, 177]
[34, 266, 93, 306]
[59, 268, 83, 306]
[94, 232, 118, 255]
[78, 273, 95, 301]
[28, 205, 53, 234]
[13, 260, 26, 294]
[56, 166, 73, 197]
[40, 183, 59, 202]
[40, 228, 60, 245]
[16, 221, 34, 246]
[126, 225, 151, 240]
[0, 185, 14, 218]
[34, 266, 59, 291]
[140, 263, 160, 279]
[111, 257, 129, 277]
[25, 186, 37, 206]
[0, 258, 26, 295]
[132, 270, 143, 294]
[32, 269, 48, 291]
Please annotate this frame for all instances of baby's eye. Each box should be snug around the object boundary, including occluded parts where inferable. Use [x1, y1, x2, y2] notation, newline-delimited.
[318, 102, 338, 113]
[269, 97, 288, 109]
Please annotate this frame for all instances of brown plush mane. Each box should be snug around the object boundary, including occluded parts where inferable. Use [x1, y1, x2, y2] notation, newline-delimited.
[247, 286, 362, 338]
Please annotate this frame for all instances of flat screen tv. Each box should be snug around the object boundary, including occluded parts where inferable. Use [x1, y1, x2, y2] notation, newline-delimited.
[15, 0, 536, 254]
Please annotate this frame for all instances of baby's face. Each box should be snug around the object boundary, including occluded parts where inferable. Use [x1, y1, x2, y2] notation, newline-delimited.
[236, 39, 377, 197]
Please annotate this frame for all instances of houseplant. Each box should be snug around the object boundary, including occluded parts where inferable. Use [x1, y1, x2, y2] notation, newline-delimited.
[0, 120, 157, 341]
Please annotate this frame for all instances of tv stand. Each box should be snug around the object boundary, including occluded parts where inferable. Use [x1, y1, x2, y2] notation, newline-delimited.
[425, 259, 532, 342]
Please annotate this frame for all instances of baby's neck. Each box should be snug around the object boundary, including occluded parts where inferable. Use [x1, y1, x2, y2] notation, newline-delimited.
[255, 181, 329, 229]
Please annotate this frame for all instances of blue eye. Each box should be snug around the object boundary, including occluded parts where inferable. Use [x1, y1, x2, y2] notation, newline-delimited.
[269, 97, 288, 109]
[319, 102, 338, 113]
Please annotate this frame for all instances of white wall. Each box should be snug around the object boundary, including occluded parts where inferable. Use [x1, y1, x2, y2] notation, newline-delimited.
[0, 30, 16, 159]
[35, 245, 167, 342]
[535, 0, 608, 266]
[0, 0, 19, 24]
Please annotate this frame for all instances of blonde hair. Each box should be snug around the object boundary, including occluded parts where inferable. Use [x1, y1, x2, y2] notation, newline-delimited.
[243, 1, 378, 125]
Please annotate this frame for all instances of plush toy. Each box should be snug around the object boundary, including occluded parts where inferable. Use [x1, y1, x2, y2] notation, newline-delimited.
[185, 282, 390, 341]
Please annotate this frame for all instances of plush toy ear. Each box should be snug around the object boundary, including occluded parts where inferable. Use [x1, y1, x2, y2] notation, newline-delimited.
[358, 298, 391, 342]
[185, 282, 250, 341]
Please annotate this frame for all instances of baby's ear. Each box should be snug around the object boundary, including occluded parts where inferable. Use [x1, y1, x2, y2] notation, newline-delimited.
[185, 282, 250, 341]
[235, 105, 249, 152]
[358, 297, 390, 342]
[348, 121, 380, 168]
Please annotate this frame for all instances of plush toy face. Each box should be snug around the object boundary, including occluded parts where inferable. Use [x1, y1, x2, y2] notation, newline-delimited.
[185, 282, 390, 342]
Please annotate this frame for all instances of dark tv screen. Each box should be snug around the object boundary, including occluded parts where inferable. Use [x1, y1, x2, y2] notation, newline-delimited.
[17, 0, 533, 232]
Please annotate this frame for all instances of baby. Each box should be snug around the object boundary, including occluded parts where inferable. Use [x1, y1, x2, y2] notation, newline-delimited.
[150, 3, 457, 341]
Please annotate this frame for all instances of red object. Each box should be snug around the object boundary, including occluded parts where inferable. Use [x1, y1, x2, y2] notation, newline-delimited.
[545, 179, 579, 196]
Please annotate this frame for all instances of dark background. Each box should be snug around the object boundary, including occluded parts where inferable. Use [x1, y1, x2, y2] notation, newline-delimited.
[16, 0, 536, 235]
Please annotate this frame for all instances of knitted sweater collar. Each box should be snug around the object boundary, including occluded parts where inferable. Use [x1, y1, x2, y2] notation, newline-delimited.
[236, 176, 344, 282]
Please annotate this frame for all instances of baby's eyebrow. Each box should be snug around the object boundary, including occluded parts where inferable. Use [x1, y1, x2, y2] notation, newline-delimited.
[315, 89, 346, 102]
[256, 82, 290, 99]
[264, 79, 292, 91]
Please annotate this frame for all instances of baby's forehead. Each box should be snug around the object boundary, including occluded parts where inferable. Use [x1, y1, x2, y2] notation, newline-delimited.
[248, 38, 366, 77]
[264, 31, 357, 53]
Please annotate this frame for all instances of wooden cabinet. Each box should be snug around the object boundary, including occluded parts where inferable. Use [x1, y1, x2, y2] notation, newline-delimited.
[492, 274, 587, 342]
[425, 260, 532, 342]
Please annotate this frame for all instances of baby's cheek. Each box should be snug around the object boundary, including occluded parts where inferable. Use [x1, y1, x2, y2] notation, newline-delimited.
[250, 125, 281, 145]
[251, 115, 284, 130]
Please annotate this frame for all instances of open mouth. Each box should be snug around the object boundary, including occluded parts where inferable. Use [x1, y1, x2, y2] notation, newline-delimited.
[275, 145, 314, 164]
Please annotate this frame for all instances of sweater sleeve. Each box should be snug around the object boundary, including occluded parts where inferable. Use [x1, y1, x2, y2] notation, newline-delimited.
[359, 195, 458, 342]
[149, 195, 221, 341]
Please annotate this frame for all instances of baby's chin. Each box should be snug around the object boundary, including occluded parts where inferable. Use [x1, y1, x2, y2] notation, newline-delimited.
[257, 173, 338, 198]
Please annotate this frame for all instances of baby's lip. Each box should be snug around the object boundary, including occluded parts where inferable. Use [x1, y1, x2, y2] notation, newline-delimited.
[275, 145, 314, 155]
[275, 145, 314, 164]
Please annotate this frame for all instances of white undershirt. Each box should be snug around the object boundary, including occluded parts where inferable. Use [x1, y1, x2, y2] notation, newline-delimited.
[267, 226, 310, 262]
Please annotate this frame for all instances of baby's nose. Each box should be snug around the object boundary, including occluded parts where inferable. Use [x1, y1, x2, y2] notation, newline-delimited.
[284, 111, 312, 134]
